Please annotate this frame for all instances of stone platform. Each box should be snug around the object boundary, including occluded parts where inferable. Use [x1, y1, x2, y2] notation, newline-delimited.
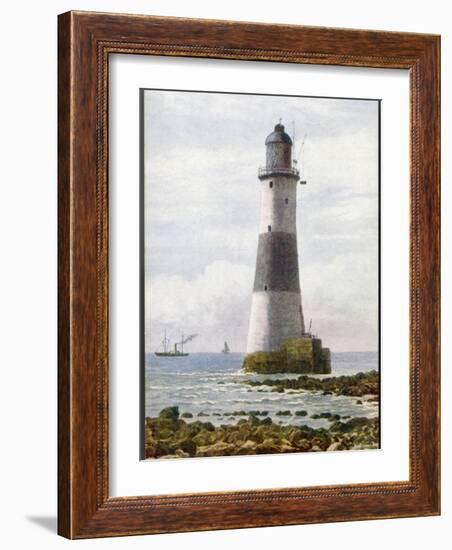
[242, 337, 331, 374]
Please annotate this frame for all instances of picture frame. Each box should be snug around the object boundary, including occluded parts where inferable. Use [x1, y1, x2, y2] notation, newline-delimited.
[58, 10, 440, 538]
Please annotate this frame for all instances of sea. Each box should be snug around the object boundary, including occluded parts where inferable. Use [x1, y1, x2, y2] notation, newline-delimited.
[144, 352, 379, 430]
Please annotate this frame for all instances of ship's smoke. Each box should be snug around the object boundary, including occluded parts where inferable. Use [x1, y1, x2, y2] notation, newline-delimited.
[177, 334, 198, 345]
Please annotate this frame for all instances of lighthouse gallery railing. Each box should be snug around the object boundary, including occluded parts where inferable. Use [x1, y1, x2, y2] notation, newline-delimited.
[258, 166, 300, 179]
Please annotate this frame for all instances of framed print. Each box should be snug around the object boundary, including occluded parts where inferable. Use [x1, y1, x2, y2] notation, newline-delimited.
[58, 11, 440, 538]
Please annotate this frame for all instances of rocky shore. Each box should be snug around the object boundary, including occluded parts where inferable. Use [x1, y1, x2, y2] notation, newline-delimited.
[243, 370, 379, 397]
[145, 405, 379, 459]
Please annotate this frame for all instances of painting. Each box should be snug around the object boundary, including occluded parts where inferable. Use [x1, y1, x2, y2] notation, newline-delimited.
[141, 88, 380, 460]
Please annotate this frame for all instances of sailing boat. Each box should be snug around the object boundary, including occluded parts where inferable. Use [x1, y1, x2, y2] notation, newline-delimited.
[155, 330, 194, 357]
[221, 341, 230, 354]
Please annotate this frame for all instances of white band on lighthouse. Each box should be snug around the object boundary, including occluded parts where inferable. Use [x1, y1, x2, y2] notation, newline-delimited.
[258, 175, 297, 234]
[246, 291, 304, 353]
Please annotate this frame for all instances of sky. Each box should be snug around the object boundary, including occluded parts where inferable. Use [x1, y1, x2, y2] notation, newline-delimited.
[143, 89, 379, 353]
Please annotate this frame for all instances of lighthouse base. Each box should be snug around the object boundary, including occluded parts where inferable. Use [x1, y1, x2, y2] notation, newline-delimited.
[242, 337, 331, 375]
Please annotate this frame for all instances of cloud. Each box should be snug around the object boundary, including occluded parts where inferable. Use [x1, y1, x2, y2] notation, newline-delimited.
[146, 261, 254, 352]
[301, 252, 378, 352]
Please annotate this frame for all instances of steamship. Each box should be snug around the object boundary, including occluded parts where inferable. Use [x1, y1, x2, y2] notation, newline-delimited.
[154, 330, 190, 357]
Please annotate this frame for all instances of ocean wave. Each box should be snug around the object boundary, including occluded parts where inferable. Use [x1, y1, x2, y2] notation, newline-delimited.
[145, 357, 380, 423]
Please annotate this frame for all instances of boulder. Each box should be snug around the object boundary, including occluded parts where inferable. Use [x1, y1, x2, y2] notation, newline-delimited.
[256, 438, 281, 454]
[176, 438, 197, 456]
[295, 438, 312, 452]
[196, 441, 236, 457]
[159, 406, 179, 422]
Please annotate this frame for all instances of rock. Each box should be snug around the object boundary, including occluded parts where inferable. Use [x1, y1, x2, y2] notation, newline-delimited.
[329, 421, 346, 432]
[248, 414, 261, 426]
[237, 425, 252, 440]
[181, 412, 193, 418]
[159, 406, 179, 422]
[276, 410, 292, 416]
[175, 449, 189, 458]
[182, 421, 203, 437]
[159, 454, 181, 459]
[295, 410, 308, 416]
[311, 412, 338, 420]
[156, 428, 174, 440]
[145, 439, 157, 458]
[280, 443, 295, 453]
[256, 438, 281, 454]
[241, 440, 257, 451]
[155, 418, 178, 433]
[345, 417, 373, 430]
[202, 422, 215, 432]
[327, 442, 343, 452]
[155, 440, 174, 456]
[225, 432, 245, 446]
[330, 416, 374, 433]
[196, 441, 236, 457]
[286, 427, 301, 443]
[192, 430, 215, 447]
[252, 426, 272, 443]
[197, 411, 209, 417]
[295, 438, 312, 452]
[176, 438, 197, 456]
[312, 435, 331, 451]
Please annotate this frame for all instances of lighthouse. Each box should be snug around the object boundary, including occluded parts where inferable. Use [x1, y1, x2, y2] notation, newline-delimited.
[243, 122, 331, 374]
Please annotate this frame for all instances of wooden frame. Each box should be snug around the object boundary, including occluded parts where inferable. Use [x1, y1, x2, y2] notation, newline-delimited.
[58, 10, 440, 539]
